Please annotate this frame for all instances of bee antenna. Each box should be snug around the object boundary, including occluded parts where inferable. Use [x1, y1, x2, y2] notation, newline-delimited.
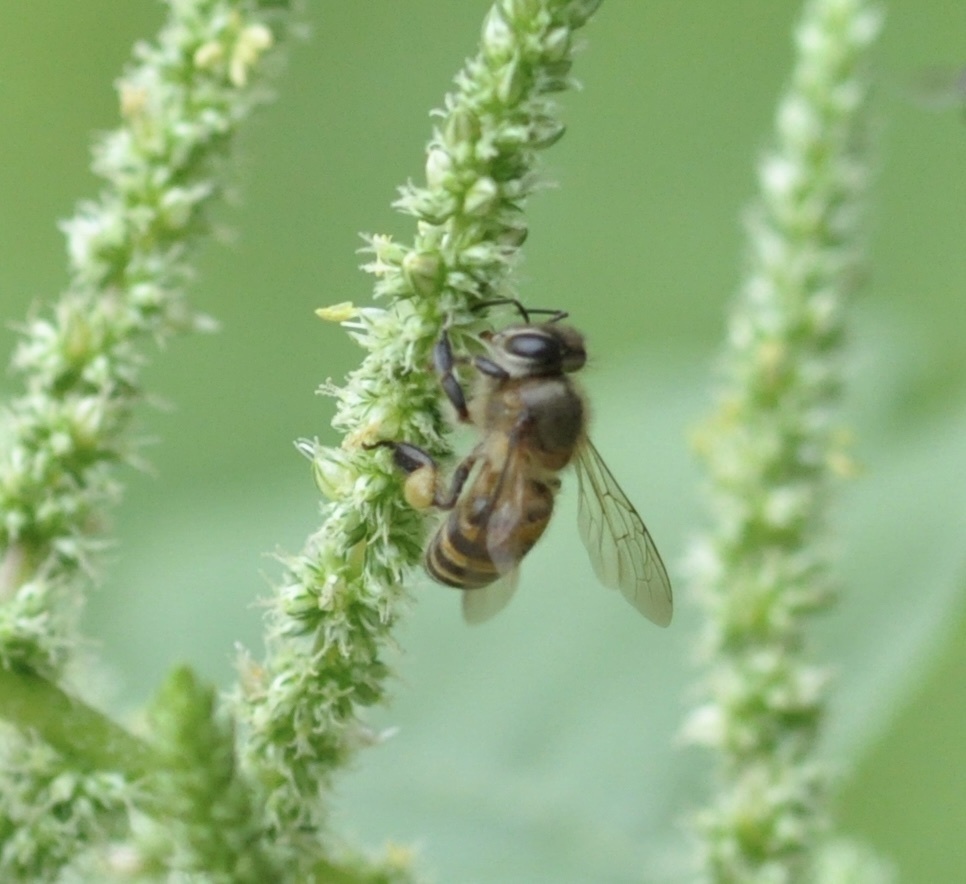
[471, 298, 568, 325]
[525, 307, 569, 324]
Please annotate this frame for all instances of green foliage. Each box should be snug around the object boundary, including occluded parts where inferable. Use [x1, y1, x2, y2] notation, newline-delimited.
[0, 737, 127, 882]
[1, 0, 964, 881]
[140, 666, 283, 882]
[0, 0, 283, 678]
[684, 1, 884, 879]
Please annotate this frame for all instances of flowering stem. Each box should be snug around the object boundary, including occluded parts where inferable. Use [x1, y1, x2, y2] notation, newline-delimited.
[234, 0, 603, 869]
[685, 0, 882, 880]
[0, 0, 283, 678]
[0, 2, 293, 880]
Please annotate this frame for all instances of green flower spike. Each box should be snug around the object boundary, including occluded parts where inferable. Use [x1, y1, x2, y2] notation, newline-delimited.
[233, 1, 604, 874]
[683, 1, 890, 881]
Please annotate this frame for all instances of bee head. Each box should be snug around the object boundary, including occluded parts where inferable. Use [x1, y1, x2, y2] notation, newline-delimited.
[486, 323, 587, 378]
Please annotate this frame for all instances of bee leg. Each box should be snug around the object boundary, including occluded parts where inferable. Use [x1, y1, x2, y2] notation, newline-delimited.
[434, 329, 512, 418]
[366, 439, 432, 473]
[367, 441, 440, 511]
[434, 451, 478, 509]
[433, 331, 471, 423]
[473, 355, 508, 379]
[366, 440, 477, 511]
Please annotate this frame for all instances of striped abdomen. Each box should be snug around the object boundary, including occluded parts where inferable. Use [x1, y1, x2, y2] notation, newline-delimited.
[425, 475, 556, 589]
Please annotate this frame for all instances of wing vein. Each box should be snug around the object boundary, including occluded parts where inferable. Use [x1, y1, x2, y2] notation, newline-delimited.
[575, 440, 672, 626]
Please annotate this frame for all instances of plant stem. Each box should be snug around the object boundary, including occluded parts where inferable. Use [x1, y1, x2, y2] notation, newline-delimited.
[0, 2, 294, 880]
[0, 665, 151, 779]
[684, 0, 883, 880]
[0, 0, 287, 677]
[233, 0, 603, 873]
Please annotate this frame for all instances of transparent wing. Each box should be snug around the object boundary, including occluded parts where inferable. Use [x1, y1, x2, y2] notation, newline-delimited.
[458, 440, 528, 624]
[462, 571, 519, 625]
[574, 439, 673, 626]
[483, 440, 531, 578]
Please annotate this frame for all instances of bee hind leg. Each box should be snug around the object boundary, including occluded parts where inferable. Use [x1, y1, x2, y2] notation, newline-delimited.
[366, 440, 477, 511]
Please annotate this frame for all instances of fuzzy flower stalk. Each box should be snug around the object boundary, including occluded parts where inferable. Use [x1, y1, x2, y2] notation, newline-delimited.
[0, 1, 288, 880]
[684, 0, 883, 881]
[0, 1, 280, 676]
[233, 0, 603, 867]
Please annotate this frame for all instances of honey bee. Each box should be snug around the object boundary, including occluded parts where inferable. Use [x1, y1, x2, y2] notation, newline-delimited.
[370, 310, 672, 626]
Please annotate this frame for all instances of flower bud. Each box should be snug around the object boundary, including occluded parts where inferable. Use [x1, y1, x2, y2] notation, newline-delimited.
[193, 41, 225, 71]
[482, 6, 514, 63]
[565, 0, 603, 28]
[315, 302, 357, 323]
[425, 147, 454, 190]
[396, 188, 457, 225]
[444, 108, 480, 165]
[496, 57, 530, 107]
[504, 0, 540, 23]
[368, 234, 408, 267]
[311, 451, 354, 501]
[402, 250, 444, 298]
[496, 219, 528, 248]
[463, 176, 500, 217]
[542, 27, 571, 62]
[530, 117, 566, 149]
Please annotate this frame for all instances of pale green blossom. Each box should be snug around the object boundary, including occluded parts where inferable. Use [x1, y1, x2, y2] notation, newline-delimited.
[685, 0, 885, 880]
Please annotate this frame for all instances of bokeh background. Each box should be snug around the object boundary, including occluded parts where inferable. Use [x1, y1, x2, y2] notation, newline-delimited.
[1, 2, 964, 881]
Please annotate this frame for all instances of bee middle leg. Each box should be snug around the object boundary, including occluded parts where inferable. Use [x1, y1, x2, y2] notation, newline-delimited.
[367, 440, 477, 511]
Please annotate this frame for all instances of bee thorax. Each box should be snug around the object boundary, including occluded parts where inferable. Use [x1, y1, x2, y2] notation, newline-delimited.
[518, 378, 585, 457]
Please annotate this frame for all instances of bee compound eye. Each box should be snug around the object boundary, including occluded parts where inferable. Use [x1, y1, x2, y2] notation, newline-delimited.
[505, 332, 559, 365]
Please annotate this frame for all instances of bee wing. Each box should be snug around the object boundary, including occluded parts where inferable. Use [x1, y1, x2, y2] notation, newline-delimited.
[460, 441, 529, 624]
[482, 440, 532, 576]
[574, 439, 673, 626]
[462, 571, 519, 625]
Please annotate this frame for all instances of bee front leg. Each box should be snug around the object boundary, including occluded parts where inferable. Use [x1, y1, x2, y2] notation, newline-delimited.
[367, 440, 477, 511]
[432, 331, 471, 423]
[434, 329, 509, 423]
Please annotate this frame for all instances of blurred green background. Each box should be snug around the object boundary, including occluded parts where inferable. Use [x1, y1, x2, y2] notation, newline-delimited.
[1, 2, 965, 881]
